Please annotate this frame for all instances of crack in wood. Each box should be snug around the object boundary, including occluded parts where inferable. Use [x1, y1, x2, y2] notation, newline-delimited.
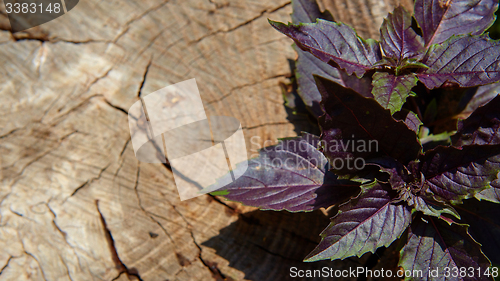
[137, 58, 153, 98]
[171, 205, 191, 227]
[134, 27, 173, 60]
[49, 39, 109, 44]
[110, 271, 126, 281]
[124, 0, 171, 28]
[208, 195, 237, 212]
[206, 73, 289, 105]
[120, 139, 131, 157]
[80, 67, 114, 99]
[189, 230, 229, 281]
[0, 127, 22, 139]
[3, 128, 78, 184]
[70, 163, 111, 198]
[46, 203, 86, 272]
[59, 255, 74, 281]
[8, 207, 36, 222]
[59, 130, 80, 142]
[102, 99, 129, 116]
[11, 146, 54, 178]
[0, 256, 13, 276]
[113, 157, 127, 183]
[147, 212, 185, 228]
[164, 203, 231, 279]
[3, 28, 108, 44]
[45, 65, 115, 123]
[243, 121, 290, 130]
[132, 164, 176, 244]
[190, 1, 291, 45]
[9, 33, 49, 42]
[22, 249, 47, 281]
[95, 200, 144, 281]
[47, 94, 103, 125]
[70, 182, 89, 198]
[161, 162, 172, 173]
[5, 136, 66, 189]
[112, 0, 171, 44]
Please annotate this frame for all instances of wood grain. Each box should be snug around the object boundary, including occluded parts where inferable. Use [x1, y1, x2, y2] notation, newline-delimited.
[319, 0, 414, 39]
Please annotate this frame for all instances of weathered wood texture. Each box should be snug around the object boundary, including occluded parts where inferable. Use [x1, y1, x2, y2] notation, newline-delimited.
[319, 0, 413, 39]
[0, 1, 409, 280]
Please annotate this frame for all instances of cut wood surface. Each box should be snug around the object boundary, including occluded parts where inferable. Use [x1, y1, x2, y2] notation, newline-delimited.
[318, 0, 413, 39]
[0, 1, 409, 280]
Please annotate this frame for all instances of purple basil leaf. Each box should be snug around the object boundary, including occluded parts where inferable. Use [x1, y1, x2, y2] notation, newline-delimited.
[457, 198, 500, 266]
[463, 82, 500, 115]
[374, 158, 460, 219]
[294, 45, 343, 118]
[316, 76, 421, 172]
[475, 179, 500, 202]
[290, 0, 372, 118]
[291, 0, 333, 24]
[453, 95, 500, 147]
[214, 133, 361, 212]
[290, 0, 341, 118]
[399, 215, 492, 281]
[294, 44, 373, 118]
[414, 0, 499, 47]
[270, 20, 382, 77]
[417, 145, 500, 203]
[395, 60, 430, 75]
[379, 6, 426, 62]
[304, 182, 411, 261]
[393, 109, 423, 134]
[338, 67, 374, 97]
[375, 157, 409, 188]
[409, 195, 461, 219]
[371, 72, 418, 114]
[403, 112, 423, 134]
[418, 35, 500, 89]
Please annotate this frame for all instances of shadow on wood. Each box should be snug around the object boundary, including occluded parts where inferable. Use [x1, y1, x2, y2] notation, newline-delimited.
[202, 209, 364, 281]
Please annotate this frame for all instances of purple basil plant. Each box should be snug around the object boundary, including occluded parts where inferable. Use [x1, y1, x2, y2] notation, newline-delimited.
[209, 0, 500, 277]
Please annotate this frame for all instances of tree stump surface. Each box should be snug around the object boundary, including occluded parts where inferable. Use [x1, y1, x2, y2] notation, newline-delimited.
[0, 0, 411, 280]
